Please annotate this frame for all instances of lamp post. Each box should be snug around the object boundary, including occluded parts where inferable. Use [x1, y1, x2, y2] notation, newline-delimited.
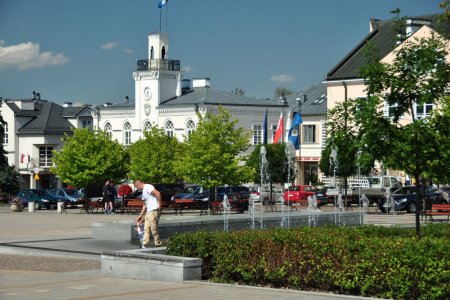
[295, 95, 307, 185]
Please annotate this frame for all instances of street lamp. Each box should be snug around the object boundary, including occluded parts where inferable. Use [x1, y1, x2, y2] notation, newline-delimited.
[295, 95, 307, 185]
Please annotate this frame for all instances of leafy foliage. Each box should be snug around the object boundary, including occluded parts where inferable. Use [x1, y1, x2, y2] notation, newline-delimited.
[246, 144, 292, 185]
[167, 224, 450, 299]
[51, 128, 128, 188]
[173, 106, 253, 188]
[360, 33, 450, 184]
[127, 125, 181, 183]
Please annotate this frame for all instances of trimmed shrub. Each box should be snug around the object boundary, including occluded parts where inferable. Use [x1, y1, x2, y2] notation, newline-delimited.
[166, 224, 450, 299]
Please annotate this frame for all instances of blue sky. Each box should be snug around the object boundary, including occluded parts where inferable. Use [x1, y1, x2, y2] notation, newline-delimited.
[0, 0, 444, 105]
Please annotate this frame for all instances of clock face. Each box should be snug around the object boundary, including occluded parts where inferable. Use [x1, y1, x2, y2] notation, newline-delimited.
[144, 87, 152, 100]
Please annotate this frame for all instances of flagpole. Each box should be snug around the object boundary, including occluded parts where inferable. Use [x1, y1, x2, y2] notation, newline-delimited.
[159, 9, 162, 31]
[166, 0, 168, 32]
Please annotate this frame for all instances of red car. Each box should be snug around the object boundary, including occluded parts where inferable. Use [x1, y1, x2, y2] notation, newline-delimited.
[283, 185, 318, 205]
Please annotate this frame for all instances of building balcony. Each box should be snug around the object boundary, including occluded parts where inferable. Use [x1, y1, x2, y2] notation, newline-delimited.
[136, 59, 180, 71]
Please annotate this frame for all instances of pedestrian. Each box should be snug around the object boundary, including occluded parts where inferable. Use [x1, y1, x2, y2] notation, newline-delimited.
[134, 179, 162, 248]
[102, 179, 113, 214]
[405, 174, 411, 186]
[110, 180, 118, 213]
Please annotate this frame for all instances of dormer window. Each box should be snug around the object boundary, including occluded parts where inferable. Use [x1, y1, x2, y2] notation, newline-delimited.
[161, 46, 166, 59]
[150, 47, 154, 59]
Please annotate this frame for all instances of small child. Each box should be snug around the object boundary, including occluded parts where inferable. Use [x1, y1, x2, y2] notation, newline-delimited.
[135, 220, 144, 248]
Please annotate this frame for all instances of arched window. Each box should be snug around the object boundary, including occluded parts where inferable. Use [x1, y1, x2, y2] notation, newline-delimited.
[104, 122, 112, 138]
[124, 122, 132, 145]
[165, 120, 174, 138]
[185, 120, 195, 137]
[150, 46, 154, 59]
[143, 121, 151, 131]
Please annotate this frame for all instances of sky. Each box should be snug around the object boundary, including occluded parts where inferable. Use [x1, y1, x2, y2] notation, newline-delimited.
[0, 0, 444, 106]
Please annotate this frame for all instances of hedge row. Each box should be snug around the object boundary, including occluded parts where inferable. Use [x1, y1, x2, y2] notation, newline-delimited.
[166, 224, 450, 299]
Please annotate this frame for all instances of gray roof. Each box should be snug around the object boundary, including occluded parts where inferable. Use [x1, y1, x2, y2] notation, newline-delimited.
[284, 82, 327, 116]
[327, 14, 448, 81]
[161, 87, 283, 108]
[62, 106, 91, 117]
[14, 101, 75, 134]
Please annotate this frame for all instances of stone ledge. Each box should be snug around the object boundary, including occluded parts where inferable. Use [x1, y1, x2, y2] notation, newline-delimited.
[101, 247, 202, 282]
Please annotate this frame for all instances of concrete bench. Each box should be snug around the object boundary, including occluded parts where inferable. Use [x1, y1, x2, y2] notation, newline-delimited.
[102, 248, 202, 282]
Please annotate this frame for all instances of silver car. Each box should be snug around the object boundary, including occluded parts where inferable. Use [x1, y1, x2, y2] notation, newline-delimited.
[48, 188, 83, 208]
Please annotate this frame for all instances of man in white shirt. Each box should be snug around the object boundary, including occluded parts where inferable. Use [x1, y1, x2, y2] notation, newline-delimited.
[134, 180, 162, 248]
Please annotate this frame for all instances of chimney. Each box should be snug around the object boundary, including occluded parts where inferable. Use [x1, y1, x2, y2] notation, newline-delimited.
[32, 91, 36, 100]
[36, 93, 41, 101]
[63, 102, 73, 107]
[192, 78, 211, 88]
[125, 96, 129, 102]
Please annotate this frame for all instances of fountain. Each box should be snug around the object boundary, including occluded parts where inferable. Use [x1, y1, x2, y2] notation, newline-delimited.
[335, 192, 344, 225]
[307, 194, 318, 227]
[222, 194, 231, 231]
[281, 142, 296, 228]
[360, 194, 370, 225]
[384, 190, 396, 215]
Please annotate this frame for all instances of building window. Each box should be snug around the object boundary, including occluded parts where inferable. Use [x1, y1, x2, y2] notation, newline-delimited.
[186, 120, 195, 136]
[143, 121, 151, 131]
[104, 122, 112, 138]
[304, 125, 316, 143]
[82, 120, 92, 129]
[384, 100, 398, 118]
[2, 122, 7, 145]
[165, 120, 174, 138]
[39, 146, 53, 167]
[415, 102, 433, 119]
[253, 124, 262, 145]
[124, 122, 132, 145]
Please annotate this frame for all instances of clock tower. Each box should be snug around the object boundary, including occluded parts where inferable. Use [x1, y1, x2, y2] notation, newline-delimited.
[133, 31, 182, 130]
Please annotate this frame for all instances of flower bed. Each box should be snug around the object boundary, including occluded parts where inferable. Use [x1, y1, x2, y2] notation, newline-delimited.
[167, 224, 450, 299]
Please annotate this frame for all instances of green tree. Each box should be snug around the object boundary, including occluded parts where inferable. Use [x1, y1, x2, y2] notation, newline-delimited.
[174, 106, 253, 191]
[51, 128, 128, 191]
[246, 143, 292, 202]
[360, 32, 450, 238]
[127, 125, 181, 183]
[274, 87, 294, 99]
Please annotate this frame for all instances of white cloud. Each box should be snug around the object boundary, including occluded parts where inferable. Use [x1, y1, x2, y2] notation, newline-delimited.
[101, 41, 119, 50]
[270, 74, 295, 83]
[0, 41, 70, 70]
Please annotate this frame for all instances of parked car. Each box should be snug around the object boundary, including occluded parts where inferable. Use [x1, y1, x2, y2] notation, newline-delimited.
[315, 186, 334, 206]
[283, 185, 318, 205]
[250, 186, 284, 205]
[47, 188, 83, 208]
[378, 185, 447, 213]
[12, 189, 59, 210]
[171, 185, 203, 201]
[125, 183, 184, 209]
[216, 186, 251, 210]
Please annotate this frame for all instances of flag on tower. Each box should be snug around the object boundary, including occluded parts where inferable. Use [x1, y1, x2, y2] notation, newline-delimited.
[20, 153, 25, 163]
[158, 0, 168, 8]
[273, 112, 283, 144]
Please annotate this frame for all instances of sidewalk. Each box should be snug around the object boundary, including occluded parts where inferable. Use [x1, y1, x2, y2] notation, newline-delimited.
[0, 204, 413, 299]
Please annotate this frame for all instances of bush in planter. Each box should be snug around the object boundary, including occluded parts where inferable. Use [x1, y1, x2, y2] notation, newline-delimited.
[166, 224, 450, 299]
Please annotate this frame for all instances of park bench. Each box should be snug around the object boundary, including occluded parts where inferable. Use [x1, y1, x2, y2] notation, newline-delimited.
[124, 199, 144, 214]
[423, 203, 450, 222]
[174, 199, 208, 215]
[79, 198, 103, 214]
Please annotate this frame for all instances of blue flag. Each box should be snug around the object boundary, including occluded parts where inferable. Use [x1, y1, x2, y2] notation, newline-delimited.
[263, 109, 268, 144]
[158, 0, 168, 8]
[288, 112, 303, 150]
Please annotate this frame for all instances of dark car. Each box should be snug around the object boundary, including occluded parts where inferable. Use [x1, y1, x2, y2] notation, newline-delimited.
[315, 186, 334, 206]
[47, 188, 83, 207]
[125, 183, 184, 208]
[171, 185, 203, 201]
[216, 186, 251, 210]
[378, 185, 446, 213]
[13, 189, 59, 210]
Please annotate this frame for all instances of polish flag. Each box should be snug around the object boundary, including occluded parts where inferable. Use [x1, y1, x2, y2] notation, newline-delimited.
[20, 153, 25, 163]
[273, 113, 283, 144]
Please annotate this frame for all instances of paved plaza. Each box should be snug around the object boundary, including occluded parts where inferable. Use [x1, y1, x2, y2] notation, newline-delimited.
[0, 204, 426, 300]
